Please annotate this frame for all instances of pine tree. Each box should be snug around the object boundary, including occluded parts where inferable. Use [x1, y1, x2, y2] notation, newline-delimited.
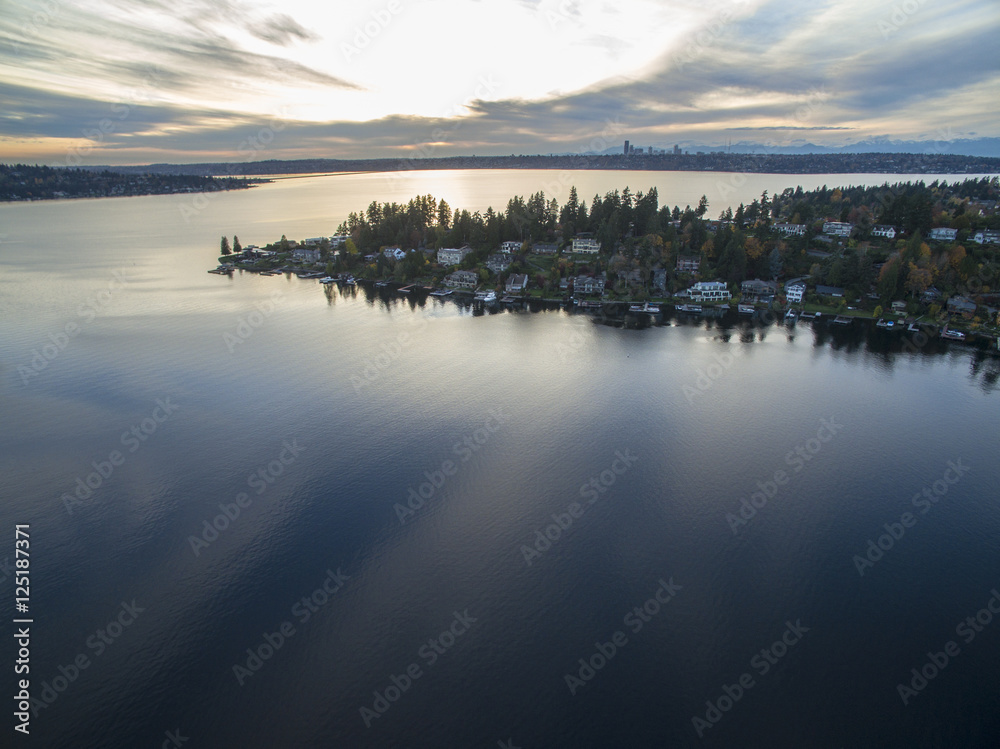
[220, 236, 231, 255]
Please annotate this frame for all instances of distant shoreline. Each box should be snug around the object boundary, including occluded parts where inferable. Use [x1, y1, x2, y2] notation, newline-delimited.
[77, 152, 1000, 178]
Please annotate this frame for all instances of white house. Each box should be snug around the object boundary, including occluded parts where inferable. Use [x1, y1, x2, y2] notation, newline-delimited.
[501, 241, 522, 253]
[572, 237, 601, 254]
[292, 248, 321, 263]
[822, 221, 854, 237]
[928, 227, 958, 242]
[574, 274, 606, 295]
[871, 225, 897, 239]
[383, 247, 408, 261]
[971, 230, 1000, 244]
[774, 223, 806, 236]
[303, 237, 326, 246]
[785, 282, 806, 304]
[485, 253, 512, 273]
[437, 246, 473, 265]
[676, 255, 700, 272]
[329, 235, 349, 247]
[687, 281, 731, 302]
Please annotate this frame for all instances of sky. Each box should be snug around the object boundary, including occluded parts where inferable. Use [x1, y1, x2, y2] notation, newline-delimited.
[0, 0, 998, 165]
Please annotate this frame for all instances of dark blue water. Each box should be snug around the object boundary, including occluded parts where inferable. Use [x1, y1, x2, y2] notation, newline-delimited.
[1, 181, 999, 748]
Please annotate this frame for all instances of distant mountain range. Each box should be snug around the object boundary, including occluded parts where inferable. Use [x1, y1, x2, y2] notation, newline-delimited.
[604, 137, 1000, 158]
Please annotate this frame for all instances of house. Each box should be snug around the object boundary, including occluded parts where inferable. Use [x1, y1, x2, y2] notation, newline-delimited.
[383, 247, 408, 261]
[531, 242, 558, 255]
[506, 274, 529, 293]
[946, 295, 977, 318]
[822, 221, 854, 237]
[971, 229, 1000, 245]
[676, 255, 700, 273]
[559, 277, 571, 293]
[501, 240, 522, 254]
[921, 287, 942, 304]
[891, 301, 907, 314]
[444, 270, 479, 289]
[785, 282, 806, 304]
[928, 227, 958, 242]
[437, 245, 473, 265]
[303, 237, 326, 246]
[329, 235, 349, 247]
[774, 222, 806, 236]
[363, 253, 379, 263]
[573, 274, 606, 295]
[871, 225, 897, 240]
[687, 281, 731, 302]
[741, 279, 777, 303]
[815, 285, 845, 298]
[572, 237, 601, 254]
[292, 248, 321, 263]
[485, 253, 512, 273]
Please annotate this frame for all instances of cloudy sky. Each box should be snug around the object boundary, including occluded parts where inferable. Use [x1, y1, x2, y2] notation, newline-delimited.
[1, 0, 998, 165]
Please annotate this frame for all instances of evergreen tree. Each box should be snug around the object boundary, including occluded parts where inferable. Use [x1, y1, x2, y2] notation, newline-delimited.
[221, 236, 231, 255]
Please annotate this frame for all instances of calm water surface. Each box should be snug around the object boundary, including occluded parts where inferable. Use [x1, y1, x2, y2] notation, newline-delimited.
[1, 171, 998, 748]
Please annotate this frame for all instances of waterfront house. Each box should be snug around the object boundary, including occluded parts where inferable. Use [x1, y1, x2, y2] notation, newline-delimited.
[486, 253, 512, 273]
[292, 248, 321, 263]
[687, 281, 731, 302]
[329, 235, 349, 247]
[741, 279, 777, 303]
[437, 245, 473, 266]
[574, 274, 606, 295]
[871, 225, 897, 240]
[572, 237, 601, 254]
[506, 274, 529, 293]
[929, 227, 958, 242]
[785, 282, 806, 304]
[303, 237, 326, 246]
[891, 301, 907, 314]
[501, 240, 522, 254]
[921, 287, 942, 304]
[822, 221, 854, 237]
[676, 255, 700, 273]
[816, 284, 845, 298]
[383, 247, 408, 261]
[774, 222, 806, 236]
[946, 295, 977, 318]
[444, 270, 478, 289]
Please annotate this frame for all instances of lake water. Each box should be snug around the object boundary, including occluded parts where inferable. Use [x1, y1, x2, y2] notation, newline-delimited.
[1, 170, 999, 748]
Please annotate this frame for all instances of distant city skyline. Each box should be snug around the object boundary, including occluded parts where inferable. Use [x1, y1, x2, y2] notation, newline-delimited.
[1, 0, 998, 165]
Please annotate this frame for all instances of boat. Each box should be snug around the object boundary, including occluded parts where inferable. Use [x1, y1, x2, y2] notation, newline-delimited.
[785, 309, 797, 319]
[628, 304, 644, 312]
[833, 315, 852, 325]
[375, 281, 389, 287]
[474, 290, 497, 303]
[738, 304, 755, 314]
[940, 328, 966, 341]
[429, 288, 453, 297]
[676, 304, 702, 313]
[343, 276, 357, 286]
[643, 303, 661, 313]
[577, 299, 602, 308]
[319, 276, 335, 284]
[876, 318, 895, 329]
